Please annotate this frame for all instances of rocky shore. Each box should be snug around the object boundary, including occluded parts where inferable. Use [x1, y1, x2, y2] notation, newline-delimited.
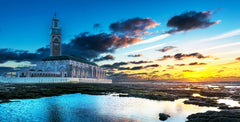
[186, 110, 240, 122]
[0, 82, 240, 109]
[0, 83, 192, 101]
[1, 82, 240, 121]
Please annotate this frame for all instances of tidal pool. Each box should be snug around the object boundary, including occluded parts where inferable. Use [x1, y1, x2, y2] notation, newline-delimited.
[0, 93, 219, 122]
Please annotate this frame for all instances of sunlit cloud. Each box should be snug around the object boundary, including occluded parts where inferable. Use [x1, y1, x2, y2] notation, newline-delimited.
[156, 52, 211, 61]
[236, 57, 240, 61]
[183, 70, 195, 72]
[93, 54, 114, 62]
[189, 62, 207, 66]
[156, 46, 176, 52]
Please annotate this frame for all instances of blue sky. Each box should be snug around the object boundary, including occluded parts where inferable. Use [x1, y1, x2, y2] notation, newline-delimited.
[0, 0, 240, 81]
[1, 0, 238, 51]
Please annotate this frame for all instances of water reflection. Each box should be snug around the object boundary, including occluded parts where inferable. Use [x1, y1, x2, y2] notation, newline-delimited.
[0, 93, 219, 122]
[217, 99, 240, 107]
[45, 98, 62, 122]
[192, 93, 201, 97]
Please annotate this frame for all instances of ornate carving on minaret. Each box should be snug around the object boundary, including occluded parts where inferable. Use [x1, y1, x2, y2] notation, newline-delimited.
[50, 13, 61, 56]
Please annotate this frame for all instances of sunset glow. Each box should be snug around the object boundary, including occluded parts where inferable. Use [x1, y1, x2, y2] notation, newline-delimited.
[0, 0, 239, 82]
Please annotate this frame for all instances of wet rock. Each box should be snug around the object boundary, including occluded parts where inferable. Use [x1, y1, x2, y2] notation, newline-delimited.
[0, 99, 20, 103]
[184, 97, 219, 107]
[219, 106, 240, 109]
[218, 105, 229, 109]
[187, 110, 240, 122]
[159, 113, 170, 121]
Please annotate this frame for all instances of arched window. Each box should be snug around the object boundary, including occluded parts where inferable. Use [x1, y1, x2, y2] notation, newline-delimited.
[59, 67, 65, 72]
[47, 67, 51, 71]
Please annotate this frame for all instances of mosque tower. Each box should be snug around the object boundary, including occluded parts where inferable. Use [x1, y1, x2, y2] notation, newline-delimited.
[50, 12, 61, 56]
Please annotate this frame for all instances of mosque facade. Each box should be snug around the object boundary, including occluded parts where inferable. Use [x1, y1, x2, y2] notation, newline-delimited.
[17, 14, 107, 80]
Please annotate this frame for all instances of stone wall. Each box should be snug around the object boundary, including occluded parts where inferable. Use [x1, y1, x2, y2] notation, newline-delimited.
[26, 59, 107, 79]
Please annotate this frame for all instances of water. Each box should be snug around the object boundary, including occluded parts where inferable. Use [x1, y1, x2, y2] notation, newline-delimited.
[0, 93, 219, 122]
[217, 99, 240, 107]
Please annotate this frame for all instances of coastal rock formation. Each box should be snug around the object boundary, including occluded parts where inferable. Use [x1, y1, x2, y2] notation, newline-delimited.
[186, 110, 240, 122]
[184, 96, 240, 109]
[159, 113, 170, 121]
[0, 99, 20, 104]
[184, 96, 219, 107]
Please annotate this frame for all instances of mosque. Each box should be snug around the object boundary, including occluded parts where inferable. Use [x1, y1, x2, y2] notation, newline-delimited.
[1, 14, 111, 83]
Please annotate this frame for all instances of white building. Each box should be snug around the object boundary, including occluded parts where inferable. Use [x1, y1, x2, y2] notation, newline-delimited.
[17, 13, 107, 80]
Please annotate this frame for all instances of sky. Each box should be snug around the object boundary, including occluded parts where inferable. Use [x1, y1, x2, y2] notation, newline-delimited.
[0, 0, 240, 82]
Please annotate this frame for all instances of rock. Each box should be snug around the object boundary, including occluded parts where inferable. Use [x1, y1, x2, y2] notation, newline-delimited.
[186, 110, 240, 122]
[187, 118, 209, 122]
[0, 99, 20, 104]
[159, 113, 170, 121]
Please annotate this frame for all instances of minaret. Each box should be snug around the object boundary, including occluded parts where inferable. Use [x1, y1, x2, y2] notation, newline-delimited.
[50, 12, 61, 56]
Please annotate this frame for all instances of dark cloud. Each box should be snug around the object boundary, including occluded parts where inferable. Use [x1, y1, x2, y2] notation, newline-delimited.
[156, 55, 172, 61]
[112, 72, 148, 77]
[236, 57, 240, 61]
[145, 64, 160, 68]
[93, 24, 100, 28]
[175, 62, 207, 66]
[156, 52, 212, 62]
[0, 48, 46, 63]
[166, 11, 220, 33]
[62, 32, 142, 59]
[115, 66, 144, 70]
[128, 54, 142, 57]
[102, 60, 155, 71]
[101, 64, 114, 69]
[1, 32, 142, 63]
[131, 66, 144, 70]
[174, 52, 210, 60]
[129, 60, 152, 64]
[152, 71, 159, 74]
[133, 73, 148, 75]
[0, 16, 163, 67]
[93, 54, 114, 62]
[118, 67, 131, 70]
[175, 64, 186, 66]
[110, 17, 160, 37]
[117, 64, 160, 70]
[156, 46, 176, 52]
[183, 70, 195, 72]
[106, 71, 114, 75]
[102, 62, 129, 69]
[161, 73, 172, 78]
[2, 17, 158, 63]
[189, 62, 207, 66]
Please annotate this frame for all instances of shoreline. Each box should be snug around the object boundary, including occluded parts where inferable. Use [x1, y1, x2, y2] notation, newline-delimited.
[1, 82, 240, 121]
[1, 82, 239, 107]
